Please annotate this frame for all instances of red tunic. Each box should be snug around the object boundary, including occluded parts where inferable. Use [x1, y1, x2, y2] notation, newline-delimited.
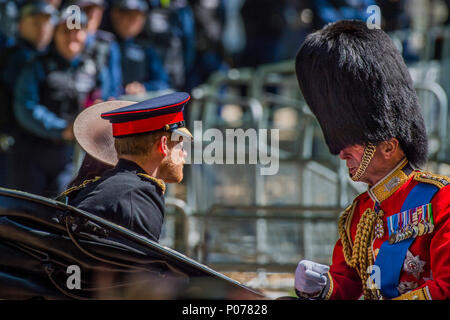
[325, 159, 450, 300]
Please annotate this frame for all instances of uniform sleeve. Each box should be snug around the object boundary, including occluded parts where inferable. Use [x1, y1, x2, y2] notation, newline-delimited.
[327, 239, 363, 299]
[14, 62, 67, 140]
[144, 47, 171, 92]
[415, 186, 450, 299]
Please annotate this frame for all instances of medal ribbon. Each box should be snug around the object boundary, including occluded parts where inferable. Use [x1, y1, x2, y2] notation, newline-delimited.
[374, 183, 438, 298]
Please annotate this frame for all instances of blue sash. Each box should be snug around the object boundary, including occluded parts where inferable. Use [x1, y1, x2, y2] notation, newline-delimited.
[373, 182, 438, 298]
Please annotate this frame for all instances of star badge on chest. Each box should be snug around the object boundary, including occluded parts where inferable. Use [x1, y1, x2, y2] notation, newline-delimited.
[403, 250, 426, 279]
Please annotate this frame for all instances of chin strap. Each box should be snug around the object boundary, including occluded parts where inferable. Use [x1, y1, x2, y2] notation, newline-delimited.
[351, 143, 377, 182]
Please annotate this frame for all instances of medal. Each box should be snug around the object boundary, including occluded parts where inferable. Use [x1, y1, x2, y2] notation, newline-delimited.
[412, 225, 419, 237]
[423, 222, 429, 235]
[375, 219, 384, 238]
[403, 250, 426, 279]
[389, 233, 397, 244]
[373, 206, 385, 239]
[387, 204, 434, 243]
[417, 222, 425, 236]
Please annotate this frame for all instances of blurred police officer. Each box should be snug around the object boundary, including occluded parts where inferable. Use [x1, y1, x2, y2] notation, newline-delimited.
[187, 0, 228, 90]
[1, 1, 56, 89]
[71, 0, 122, 100]
[12, 8, 114, 196]
[0, 0, 57, 188]
[109, 0, 170, 95]
[239, 0, 288, 67]
[143, 0, 195, 90]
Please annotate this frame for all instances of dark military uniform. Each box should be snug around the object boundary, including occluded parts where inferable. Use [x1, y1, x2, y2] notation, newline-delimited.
[64, 159, 166, 241]
[62, 92, 192, 242]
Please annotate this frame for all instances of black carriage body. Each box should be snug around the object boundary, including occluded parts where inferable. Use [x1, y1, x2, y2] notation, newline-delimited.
[0, 188, 265, 300]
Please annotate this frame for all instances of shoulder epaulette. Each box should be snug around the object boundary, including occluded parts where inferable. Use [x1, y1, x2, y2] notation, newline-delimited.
[137, 173, 166, 194]
[414, 172, 450, 189]
[57, 176, 101, 202]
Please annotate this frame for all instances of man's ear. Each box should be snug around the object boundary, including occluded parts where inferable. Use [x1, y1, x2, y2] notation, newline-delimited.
[380, 138, 400, 159]
[157, 135, 169, 157]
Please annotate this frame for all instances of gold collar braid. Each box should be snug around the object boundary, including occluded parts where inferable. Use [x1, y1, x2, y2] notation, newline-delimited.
[368, 158, 411, 203]
[351, 143, 377, 182]
[338, 205, 384, 300]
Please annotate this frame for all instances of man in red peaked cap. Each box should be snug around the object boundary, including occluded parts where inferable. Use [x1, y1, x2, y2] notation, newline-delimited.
[60, 92, 192, 242]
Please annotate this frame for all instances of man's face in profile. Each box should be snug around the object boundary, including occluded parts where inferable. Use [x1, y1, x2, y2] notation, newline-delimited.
[339, 144, 365, 179]
[158, 137, 187, 184]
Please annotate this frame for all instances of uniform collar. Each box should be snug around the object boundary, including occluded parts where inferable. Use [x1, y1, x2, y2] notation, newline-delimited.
[116, 158, 146, 172]
[368, 158, 414, 203]
[116, 158, 166, 194]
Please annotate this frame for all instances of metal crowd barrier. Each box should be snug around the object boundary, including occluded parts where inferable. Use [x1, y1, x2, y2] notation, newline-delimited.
[415, 80, 448, 162]
[200, 204, 343, 271]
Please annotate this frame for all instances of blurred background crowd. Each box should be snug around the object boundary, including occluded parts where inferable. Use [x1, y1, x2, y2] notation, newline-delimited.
[1, 0, 450, 297]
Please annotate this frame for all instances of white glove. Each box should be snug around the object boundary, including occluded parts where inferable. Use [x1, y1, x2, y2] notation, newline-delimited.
[294, 260, 329, 295]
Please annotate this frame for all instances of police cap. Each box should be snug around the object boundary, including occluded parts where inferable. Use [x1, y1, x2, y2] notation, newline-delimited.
[70, 0, 105, 7]
[19, 1, 58, 20]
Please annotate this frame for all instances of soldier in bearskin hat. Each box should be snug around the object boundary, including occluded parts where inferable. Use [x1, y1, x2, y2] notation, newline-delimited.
[293, 20, 450, 300]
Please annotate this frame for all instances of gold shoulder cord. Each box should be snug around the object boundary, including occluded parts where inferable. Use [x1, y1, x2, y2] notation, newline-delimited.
[338, 203, 355, 266]
[58, 176, 101, 199]
[137, 173, 166, 194]
[338, 201, 383, 300]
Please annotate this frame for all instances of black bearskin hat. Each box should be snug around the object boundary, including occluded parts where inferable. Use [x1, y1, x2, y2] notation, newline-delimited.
[295, 20, 428, 167]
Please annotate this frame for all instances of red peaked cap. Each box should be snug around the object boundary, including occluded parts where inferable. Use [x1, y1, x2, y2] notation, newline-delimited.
[101, 92, 192, 138]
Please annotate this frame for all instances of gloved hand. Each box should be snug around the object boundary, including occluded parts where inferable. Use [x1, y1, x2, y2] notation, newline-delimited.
[294, 260, 329, 297]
